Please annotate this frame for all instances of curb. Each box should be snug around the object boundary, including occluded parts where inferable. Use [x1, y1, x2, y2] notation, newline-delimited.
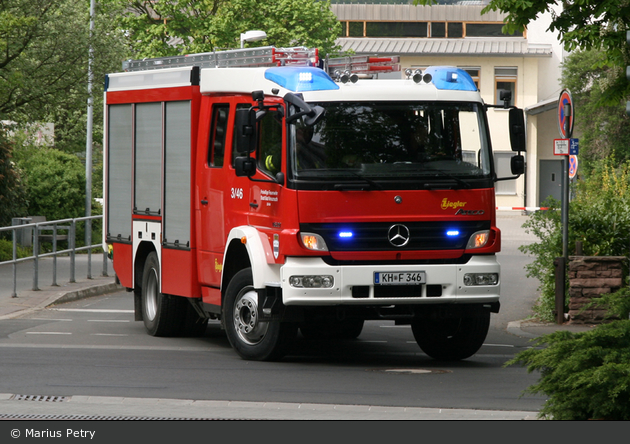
[49, 282, 124, 307]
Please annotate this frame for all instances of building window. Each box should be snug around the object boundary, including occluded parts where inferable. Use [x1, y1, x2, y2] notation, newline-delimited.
[447, 22, 463, 38]
[467, 23, 523, 37]
[495, 67, 517, 107]
[494, 152, 517, 195]
[366, 22, 428, 38]
[461, 67, 480, 91]
[431, 22, 446, 38]
[348, 21, 363, 37]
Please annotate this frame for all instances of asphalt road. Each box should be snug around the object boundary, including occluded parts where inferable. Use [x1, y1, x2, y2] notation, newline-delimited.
[0, 212, 545, 420]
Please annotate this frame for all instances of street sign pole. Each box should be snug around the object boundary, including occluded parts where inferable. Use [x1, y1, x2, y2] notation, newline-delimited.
[562, 102, 571, 260]
[555, 89, 574, 324]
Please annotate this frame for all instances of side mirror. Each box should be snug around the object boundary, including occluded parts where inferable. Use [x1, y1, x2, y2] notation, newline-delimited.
[235, 108, 256, 154]
[509, 108, 526, 152]
[235, 156, 256, 177]
[511, 154, 525, 176]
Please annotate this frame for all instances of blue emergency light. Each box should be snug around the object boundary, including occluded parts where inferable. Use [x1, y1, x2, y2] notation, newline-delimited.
[265, 67, 339, 92]
[446, 230, 460, 237]
[424, 67, 477, 92]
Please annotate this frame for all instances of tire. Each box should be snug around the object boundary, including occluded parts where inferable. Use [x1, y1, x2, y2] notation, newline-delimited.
[300, 319, 364, 340]
[223, 268, 297, 361]
[141, 252, 185, 337]
[411, 310, 490, 361]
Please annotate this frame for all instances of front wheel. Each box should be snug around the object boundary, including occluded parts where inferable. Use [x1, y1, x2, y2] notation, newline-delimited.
[411, 310, 490, 361]
[223, 268, 297, 361]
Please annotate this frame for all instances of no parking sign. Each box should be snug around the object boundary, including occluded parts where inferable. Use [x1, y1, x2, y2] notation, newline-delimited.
[569, 155, 578, 179]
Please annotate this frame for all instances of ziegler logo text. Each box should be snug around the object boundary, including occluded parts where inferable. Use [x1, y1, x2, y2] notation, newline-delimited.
[441, 198, 467, 210]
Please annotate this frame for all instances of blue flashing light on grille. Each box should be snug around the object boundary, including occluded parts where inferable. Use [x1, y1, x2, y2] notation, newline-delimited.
[424, 66, 477, 91]
[446, 230, 460, 237]
[339, 231, 354, 239]
[265, 67, 339, 92]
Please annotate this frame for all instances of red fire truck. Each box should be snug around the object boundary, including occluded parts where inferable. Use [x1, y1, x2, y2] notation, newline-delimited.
[104, 46, 525, 361]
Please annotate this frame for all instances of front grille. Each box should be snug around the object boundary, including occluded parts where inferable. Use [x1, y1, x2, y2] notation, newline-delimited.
[301, 221, 490, 252]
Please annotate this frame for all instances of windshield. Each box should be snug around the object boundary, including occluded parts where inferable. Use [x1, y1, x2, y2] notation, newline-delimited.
[288, 101, 492, 190]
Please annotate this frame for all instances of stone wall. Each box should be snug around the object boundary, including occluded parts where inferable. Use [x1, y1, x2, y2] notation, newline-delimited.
[568, 256, 626, 324]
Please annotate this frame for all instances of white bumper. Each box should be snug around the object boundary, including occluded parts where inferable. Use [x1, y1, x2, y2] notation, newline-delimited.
[280, 255, 500, 306]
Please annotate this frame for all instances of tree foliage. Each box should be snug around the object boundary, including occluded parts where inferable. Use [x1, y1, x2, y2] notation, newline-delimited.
[0, 0, 127, 153]
[0, 127, 26, 227]
[415, 0, 630, 104]
[562, 50, 630, 166]
[506, 320, 630, 420]
[108, 0, 342, 58]
[13, 147, 86, 221]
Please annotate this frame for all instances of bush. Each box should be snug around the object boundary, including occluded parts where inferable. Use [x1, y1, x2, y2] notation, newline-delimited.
[506, 320, 630, 420]
[520, 160, 630, 321]
[14, 146, 85, 221]
[0, 239, 30, 262]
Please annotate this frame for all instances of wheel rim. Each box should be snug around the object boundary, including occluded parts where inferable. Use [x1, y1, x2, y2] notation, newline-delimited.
[233, 287, 268, 346]
[145, 269, 158, 321]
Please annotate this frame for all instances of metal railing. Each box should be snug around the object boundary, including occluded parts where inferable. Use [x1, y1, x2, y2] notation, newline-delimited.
[0, 216, 108, 297]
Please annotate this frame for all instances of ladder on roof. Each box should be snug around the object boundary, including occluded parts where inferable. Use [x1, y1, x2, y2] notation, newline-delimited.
[122, 46, 319, 72]
[325, 55, 401, 79]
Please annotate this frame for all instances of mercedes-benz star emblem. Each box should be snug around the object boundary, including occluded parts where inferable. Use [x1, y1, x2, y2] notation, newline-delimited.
[388, 224, 410, 247]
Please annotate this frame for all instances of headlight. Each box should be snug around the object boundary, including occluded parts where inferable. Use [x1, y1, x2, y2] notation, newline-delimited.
[300, 232, 328, 251]
[466, 230, 490, 249]
[289, 275, 334, 288]
[463, 273, 499, 286]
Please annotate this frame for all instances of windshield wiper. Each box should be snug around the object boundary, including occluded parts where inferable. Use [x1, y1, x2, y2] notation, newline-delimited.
[421, 166, 472, 189]
[333, 171, 383, 191]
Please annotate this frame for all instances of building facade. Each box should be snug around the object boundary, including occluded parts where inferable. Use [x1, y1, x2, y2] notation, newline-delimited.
[330, 2, 567, 209]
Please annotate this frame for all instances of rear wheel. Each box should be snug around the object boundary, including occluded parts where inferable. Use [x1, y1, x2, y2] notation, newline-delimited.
[411, 310, 490, 361]
[223, 268, 297, 361]
[141, 252, 185, 336]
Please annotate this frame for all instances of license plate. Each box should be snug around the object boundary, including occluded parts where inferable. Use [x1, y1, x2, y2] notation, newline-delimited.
[374, 271, 426, 285]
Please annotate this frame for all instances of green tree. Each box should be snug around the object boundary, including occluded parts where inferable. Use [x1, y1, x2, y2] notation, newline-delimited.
[108, 0, 342, 58]
[14, 147, 86, 221]
[415, 0, 630, 104]
[0, 127, 27, 227]
[562, 50, 630, 166]
[0, 0, 128, 152]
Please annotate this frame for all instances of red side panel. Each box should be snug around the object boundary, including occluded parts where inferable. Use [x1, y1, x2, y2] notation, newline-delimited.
[161, 247, 199, 298]
[112, 243, 133, 288]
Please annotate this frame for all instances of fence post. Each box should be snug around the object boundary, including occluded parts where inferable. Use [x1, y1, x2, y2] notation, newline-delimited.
[51, 223, 58, 287]
[69, 220, 76, 283]
[32, 224, 40, 291]
[12, 227, 18, 298]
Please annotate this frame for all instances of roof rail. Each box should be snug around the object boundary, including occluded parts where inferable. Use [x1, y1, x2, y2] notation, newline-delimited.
[122, 46, 319, 72]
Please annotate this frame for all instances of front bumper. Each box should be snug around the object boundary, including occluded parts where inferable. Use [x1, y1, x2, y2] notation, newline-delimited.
[280, 255, 500, 306]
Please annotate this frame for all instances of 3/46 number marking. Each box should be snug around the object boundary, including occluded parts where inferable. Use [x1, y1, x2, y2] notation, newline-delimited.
[231, 188, 244, 199]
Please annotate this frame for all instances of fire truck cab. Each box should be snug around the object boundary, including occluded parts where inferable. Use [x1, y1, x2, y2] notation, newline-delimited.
[104, 47, 525, 361]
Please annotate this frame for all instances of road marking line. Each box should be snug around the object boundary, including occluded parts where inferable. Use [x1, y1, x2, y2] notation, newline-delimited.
[87, 320, 130, 323]
[91, 333, 128, 337]
[26, 332, 72, 335]
[52, 309, 134, 313]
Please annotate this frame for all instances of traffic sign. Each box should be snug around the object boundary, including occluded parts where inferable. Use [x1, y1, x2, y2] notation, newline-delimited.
[570, 138, 579, 155]
[554, 139, 569, 155]
[558, 89, 574, 138]
[569, 155, 578, 179]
